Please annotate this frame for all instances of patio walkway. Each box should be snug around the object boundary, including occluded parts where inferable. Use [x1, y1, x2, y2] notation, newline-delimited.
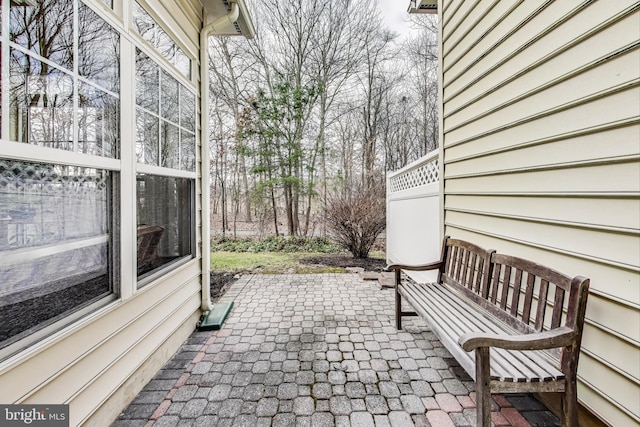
[113, 274, 560, 426]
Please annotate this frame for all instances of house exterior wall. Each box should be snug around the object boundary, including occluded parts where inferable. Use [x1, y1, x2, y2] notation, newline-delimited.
[439, 1, 640, 425]
[0, 1, 206, 425]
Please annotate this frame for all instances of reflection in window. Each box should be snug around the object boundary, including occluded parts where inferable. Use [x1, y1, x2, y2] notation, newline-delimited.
[135, 49, 196, 172]
[161, 122, 179, 169]
[161, 70, 179, 123]
[136, 174, 192, 281]
[9, 49, 74, 151]
[180, 89, 196, 132]
[132, 1, 191, 79]
[174, 50, 191, 80]
[0, 160, 117, 350]
[10, 1, 74, 70]
[5, 1, 120, 158]
[79, 82, 120, 157]
[78, 2, 120, 93]
[181, 131, 196, 172]
[136, 111, 159, 165]
[135, 49, 159, 113]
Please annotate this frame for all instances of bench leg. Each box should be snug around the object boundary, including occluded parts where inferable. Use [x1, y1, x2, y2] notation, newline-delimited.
[475, 347, 491, 427]
[563, 374, 578, 427]
[395, 285, 402, 330]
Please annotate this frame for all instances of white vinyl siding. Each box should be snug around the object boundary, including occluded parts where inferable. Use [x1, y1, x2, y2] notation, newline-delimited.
[0, 263, 199, 424]
[440, 1, 640, 426]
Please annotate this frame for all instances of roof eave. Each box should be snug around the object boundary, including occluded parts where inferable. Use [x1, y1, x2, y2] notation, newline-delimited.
[202, 0, 255, 39]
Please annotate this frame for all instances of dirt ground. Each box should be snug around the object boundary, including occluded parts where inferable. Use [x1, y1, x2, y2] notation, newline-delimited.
[209, 253, 386, 300]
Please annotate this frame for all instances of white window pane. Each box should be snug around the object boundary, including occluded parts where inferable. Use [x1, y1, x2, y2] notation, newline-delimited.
[160, 121, 179, 169]
[135, 49, 159, 113]
[132, 1, 191, 79]
[9, 49, 74, 150]
[78, 3, 120, 93]
[136, 109, 159, 165]
[10, 0, 74, 70]
[0, 160, 116, 349]
[160, 70, 179, 123]
[79, 82, 120, 158]
[180, 87, 195, 132]
[174, 49, 191, 80]
[180, 130, 195, 172]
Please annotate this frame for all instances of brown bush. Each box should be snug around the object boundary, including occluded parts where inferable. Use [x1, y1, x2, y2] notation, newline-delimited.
[325, 184, 386, 259]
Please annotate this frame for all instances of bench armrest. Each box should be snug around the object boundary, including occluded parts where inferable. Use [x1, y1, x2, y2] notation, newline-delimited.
[386, 260, 442, 272]
[459, 326, 576, 352]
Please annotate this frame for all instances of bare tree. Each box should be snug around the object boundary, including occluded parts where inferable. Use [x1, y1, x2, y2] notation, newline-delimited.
[234, 0, 326, 236]
[404, 15, 439, 155]
[206, 0, 439, 240]
[358, 27, 398, 187]
[308, 0, 381, 235]
[208, 37, 259, 237]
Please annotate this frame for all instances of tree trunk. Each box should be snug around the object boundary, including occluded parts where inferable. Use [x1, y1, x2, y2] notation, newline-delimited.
[220, 180, 227, 238]
[270, 183, 279, 235]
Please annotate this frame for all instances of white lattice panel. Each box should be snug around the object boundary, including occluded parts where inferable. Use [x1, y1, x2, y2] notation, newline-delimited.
[389, 158, 439, 193]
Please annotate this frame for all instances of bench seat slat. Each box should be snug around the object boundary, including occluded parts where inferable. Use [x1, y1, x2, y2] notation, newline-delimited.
[424, 284, 563, 383]
[403, 284, 552, 383]
[401, 282, 564, 384]
[406, 283, 564, 382]
[402, 284, 526, 382]
[402, 283, 563, 384]
[403, 287, 520, 381]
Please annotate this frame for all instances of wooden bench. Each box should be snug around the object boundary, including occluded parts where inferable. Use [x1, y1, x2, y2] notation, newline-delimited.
[387, 237, 589, 427]
[137, 225, 164, 275]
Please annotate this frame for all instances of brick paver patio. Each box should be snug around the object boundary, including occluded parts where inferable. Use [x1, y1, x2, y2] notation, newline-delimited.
[113, 273, 560, 426]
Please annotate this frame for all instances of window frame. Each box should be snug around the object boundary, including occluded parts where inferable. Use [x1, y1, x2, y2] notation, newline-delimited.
[5, 0, 122, 157]
[133, 46, 197, 286]
[135, 172, 195, 288]
[0, 0, 123, 359]
[130, 0, 193, 81]
[134, 46, 197, 175]
[0, 159, 120, 360]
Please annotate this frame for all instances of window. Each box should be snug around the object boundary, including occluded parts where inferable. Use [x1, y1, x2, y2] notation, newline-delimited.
[135, 46, 196, 284]
[7, 0, 121, 158]
[78, 3, 120, 93]
[0, 160, 118, 352]
[136, 174, 193, 280]
[0, 0, 121, 356]
[135, 49, 196, 171]
[132, 1, 191, 79]
[0, 0, 199, 355]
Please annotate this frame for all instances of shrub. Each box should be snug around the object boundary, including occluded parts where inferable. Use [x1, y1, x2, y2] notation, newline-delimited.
[210, 235, 339, 253]
[325, 183, 386, 259]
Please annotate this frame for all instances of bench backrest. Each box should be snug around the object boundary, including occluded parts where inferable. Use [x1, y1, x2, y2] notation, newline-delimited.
[489, 252, 590, 366]
[137, 225, 165, 272]
[439, 237, 494, 298]
[439, 236, 590, 366]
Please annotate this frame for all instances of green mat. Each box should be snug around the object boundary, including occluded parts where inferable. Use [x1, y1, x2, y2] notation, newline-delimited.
[198, 302, 234, 331]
